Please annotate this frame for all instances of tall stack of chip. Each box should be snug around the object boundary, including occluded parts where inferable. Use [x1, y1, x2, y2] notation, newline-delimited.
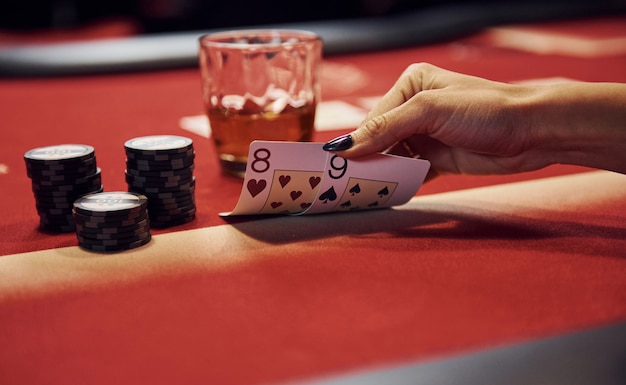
[124, 135, 196, 227]
[24, 144, 103, 232]
[72, 191, 151, 252]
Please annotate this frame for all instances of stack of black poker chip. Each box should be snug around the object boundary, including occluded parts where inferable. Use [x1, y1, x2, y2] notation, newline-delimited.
[124, 135, 196, 228]
[24, 144, 103, 232]
[72, 191, 151, 252]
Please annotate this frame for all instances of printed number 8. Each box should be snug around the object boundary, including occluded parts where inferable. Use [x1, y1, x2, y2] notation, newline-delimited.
[251, 148, 271, 173]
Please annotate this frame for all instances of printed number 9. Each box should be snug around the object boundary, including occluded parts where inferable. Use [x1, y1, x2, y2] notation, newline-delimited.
[328, 155, 347, 179]
[251, 148, 271, 173]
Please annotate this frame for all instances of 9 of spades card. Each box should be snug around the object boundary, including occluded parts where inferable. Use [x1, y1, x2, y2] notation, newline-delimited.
[301, 152, 430, 215]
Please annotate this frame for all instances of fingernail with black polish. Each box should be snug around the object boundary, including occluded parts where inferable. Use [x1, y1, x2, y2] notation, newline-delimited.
[322, 134, 353, 151]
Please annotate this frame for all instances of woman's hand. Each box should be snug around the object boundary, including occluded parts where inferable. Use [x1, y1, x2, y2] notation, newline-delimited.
[323, 63, 626, 180]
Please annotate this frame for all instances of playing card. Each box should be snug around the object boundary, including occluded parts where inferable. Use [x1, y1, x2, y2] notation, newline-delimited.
[221, 141, 326, 216]
[302, 152, 429, 215]
[222, 141, 430, 217]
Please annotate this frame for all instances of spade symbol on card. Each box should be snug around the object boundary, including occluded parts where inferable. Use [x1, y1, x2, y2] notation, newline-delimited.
[247, 179, 267, 197]
[349, 183, 361, 195]
[340, 200, 351, 208]
[319, 186, 337, 203]
[378, 186, 389, 197]
[368, 201, 379, 208]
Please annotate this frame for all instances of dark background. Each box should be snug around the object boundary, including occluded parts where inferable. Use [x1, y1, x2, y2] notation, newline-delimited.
[1, 0, 625, 33]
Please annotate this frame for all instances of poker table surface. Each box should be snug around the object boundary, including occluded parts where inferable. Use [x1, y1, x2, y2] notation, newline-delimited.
[1, 15, 626, 385]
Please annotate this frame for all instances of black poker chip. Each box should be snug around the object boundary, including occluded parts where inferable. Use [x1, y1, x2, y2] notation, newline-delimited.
[25, 155, 96, 169]
[140, 185, 195, 199]
[144, 189, 194, 202]
[149, 206, 196, 221]
[73, 211, 148, 228]
[72, 191, 152, 253]
[78, 233, 152, 252]
[149, 209, 196, 228]
[77, 226, 150, 241]
[31, 176, 102, 194]
[151, 203, 196, 218]
[26, 160, 97, 179]
[123, 135, 196, 228]
[36, 205, 76, 215]
[128, 176, 195, 193]
[125, 148, 195, 161]
[150, 216, 196, 228]
[38, 212, 75, 224]
[30, 168, 102, 187]
[24, 144, 102, 233]
[38, 214, 76, 232]
[148, 196, 195, 210]
[40, 221, 77, 233]
[125, 157, 195, 172]
[73, 191, 148, 217]
[125, 164, 195, 178]
[76, 218, 150, 235]
[124, 135, 193, 155]
[125, 174, 194, 189]
[24, 144, 95, 165]
[34, 188, 101, 209]
[25, 154, 97, 169]
[146, 201, 194, 217]
[32, 186, 97, 204]
[131, 181, 196, 195]
[34, 195, 79, 206]
[33, 183, 103, 201]
[72, 207, 148, 223]
[124, 168, 194, 183]
[126, 150, 194, 162]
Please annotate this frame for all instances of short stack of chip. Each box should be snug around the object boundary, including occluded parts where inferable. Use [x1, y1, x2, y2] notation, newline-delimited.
[24, 144, 103, 232]
[124, 135, 196, 227]
[72, 191, 151, 252]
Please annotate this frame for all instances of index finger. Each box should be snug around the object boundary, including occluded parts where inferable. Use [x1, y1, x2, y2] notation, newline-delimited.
[363, 63, 430, 122]
[333, 64, 437, 157]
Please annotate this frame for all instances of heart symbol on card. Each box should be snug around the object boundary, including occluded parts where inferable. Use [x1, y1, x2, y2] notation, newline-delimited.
[279, 175, 291, 188]
[247, 179, 267, 197]
[300, 202, 312, 209]
[271, 201, 283, 209]
[290, 191, 302, 201]
[309, 176, 321, 189]
[318, 186, 337, 203]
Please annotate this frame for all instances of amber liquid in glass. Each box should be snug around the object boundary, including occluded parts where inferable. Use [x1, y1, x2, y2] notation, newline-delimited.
[207, 103, 315, 177]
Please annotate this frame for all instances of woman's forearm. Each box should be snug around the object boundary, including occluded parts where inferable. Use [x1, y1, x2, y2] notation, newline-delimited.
[530, 82, 626, 173]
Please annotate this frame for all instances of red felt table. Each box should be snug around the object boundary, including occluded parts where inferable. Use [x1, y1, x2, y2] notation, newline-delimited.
[0, 16, 625, 385]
